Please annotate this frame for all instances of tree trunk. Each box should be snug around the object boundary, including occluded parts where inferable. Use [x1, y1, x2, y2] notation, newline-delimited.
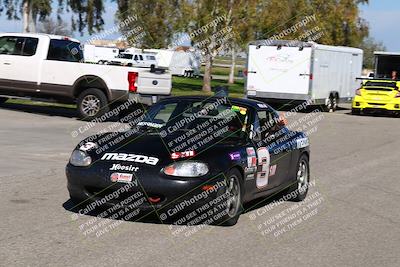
[228, 45, 236, 84]
[29, 1, 36, 33]
[22, 0, 30, 33]
[202, 53, 212, 92]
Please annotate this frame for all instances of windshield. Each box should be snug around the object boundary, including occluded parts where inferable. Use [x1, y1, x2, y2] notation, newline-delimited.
[137, 99, 250, 140]
[119, 53, 133, 59]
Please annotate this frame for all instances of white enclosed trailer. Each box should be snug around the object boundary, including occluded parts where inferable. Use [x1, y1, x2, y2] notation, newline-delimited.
[146, 49, 201, 77]
[83, 44, 119, 64]
[246, 40, 363, 111]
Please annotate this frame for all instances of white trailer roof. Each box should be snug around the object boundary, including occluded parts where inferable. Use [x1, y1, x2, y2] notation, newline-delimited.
[249, 40, 362, 54]
[374, 51, 400, 56]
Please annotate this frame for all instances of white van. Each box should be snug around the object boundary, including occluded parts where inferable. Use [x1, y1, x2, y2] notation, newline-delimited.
[246, 40, 363, 111]
[111, 52, 158, 68]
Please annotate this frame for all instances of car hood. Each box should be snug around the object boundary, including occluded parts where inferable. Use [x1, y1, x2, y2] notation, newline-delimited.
[82, 130, 245, 168]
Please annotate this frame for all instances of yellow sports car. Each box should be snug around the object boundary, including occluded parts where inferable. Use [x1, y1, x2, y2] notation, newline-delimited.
[352, 80, 400, 115]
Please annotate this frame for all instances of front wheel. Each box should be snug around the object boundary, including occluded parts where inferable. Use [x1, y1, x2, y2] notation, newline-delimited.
[216, 168, 243, 226]
[77, 88, 109, 121]
[288, 154, 310, 202]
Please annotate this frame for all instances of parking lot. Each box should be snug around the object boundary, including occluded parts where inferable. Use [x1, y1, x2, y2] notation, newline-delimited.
[0, 102, 399, 267]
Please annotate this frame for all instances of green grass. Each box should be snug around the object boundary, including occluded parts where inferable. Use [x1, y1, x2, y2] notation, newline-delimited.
[200, 66, 244, 77]
[172, 76, 244, 98]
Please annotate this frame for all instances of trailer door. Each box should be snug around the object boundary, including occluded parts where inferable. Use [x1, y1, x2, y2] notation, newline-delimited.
[247, 45, 312, 97]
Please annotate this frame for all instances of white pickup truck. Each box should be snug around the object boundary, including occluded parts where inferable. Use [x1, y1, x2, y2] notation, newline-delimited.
[0, 33, 172, 119]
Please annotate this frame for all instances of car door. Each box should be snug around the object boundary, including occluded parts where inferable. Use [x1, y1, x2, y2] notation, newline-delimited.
[253, 110, 293, 190]
[0, 36, 40, 95]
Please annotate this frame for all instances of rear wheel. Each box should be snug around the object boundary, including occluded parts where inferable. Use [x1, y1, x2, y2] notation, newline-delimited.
[77, 88, 109, 121]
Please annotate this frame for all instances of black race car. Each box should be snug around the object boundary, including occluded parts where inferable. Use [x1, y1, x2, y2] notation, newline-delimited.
[66, 96, 310, 226]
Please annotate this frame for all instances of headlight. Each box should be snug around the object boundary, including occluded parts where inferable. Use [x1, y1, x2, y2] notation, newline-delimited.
[163, 161, 209, 177]
[69, 150, 92, 167]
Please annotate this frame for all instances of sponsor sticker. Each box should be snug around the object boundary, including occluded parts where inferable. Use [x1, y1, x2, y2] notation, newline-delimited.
[137, 121, 163, 128]
[246, 147, 257, 168]
[257, 103, 269, 108]
[229, 152, 241, 160]
[109, 164, 139, 172]
[231, 105, 247, 115]
[101, 153, 159, 165]
[269, 165, 277, 177]
[110, 172, 133, 183]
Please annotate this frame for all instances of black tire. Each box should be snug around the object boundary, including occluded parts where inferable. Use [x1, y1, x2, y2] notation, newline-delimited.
[0, 97, 8, 104]
[288, 154, 310, 202]
[216, 168, 244, 226]
[351, 108, 361, 115]
[325, 94, 338, 112]
[77, 88, 110, 121]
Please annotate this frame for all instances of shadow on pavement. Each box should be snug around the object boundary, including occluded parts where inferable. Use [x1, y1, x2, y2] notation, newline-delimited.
[0, 102, 77, 118]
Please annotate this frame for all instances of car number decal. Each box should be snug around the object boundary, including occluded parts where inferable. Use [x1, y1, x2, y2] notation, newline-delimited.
[256, 147, 270, 188]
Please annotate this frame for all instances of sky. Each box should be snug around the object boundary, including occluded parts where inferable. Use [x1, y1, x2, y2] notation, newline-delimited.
[0, 0, 399, 51]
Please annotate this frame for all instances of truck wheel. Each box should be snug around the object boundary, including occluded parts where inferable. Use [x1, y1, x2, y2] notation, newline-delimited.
[0, 97, 8, 104]
[77, 88, 109, 120]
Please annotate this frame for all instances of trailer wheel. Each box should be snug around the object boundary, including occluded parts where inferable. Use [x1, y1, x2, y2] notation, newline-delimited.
[326, 94, 338, 112]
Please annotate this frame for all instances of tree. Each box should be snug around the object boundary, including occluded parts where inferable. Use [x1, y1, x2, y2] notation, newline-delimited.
[0, 0, 105, 34]
[38, 18, 72, 35]
[0, 0, 52, 32]
[179, 0, 238, 92]
[308, 0, 369, 47]
[116, 0, 182, 49]
[58, 0, 105, 35]
[359, 37, 386, 69]
[226, 0, 258, 84]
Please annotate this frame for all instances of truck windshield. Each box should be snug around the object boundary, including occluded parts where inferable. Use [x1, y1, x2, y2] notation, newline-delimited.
[47, 39, 83, 62]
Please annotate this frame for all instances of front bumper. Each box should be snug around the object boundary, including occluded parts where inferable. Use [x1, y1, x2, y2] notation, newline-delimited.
[66, 164, 226, 220]
[352, 96, 400, 112]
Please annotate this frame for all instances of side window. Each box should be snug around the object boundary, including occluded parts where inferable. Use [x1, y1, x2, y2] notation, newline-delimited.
[134, 55, 139, 61]
[139, 55, 143, 61]
[47, 39, 83, 62]
[22, 38, 39, 56]
[0, 36, 38, 56]
[256, 110, 279, 137]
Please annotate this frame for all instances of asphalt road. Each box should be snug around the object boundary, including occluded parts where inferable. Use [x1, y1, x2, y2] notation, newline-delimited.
[0, 102, 399, 266]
